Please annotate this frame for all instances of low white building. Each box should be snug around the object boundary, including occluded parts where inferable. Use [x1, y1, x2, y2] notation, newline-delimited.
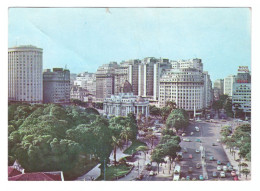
[103, 80, 149, 117]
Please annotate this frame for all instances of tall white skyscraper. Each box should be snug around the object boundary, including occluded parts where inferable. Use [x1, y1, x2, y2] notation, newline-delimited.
[8, 45, 43, 103]
[224, 75, 236, 97]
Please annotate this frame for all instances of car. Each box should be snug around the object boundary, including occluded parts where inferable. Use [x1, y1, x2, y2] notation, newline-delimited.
[192, 177, 197, 181]
[136, 174, 144, 180]
[217, 165, 222, 171]
[199, 175, 204, 180]
[220, 171, 226, 178]
[149, 171, 154, 176]
[212, 143, 216, 146]
[189, 154, 193, 159]
[182, 133, 186, 136]
[188, 167, 193, 173]
[183, 138, 191, 142]
[196, 163, 201, 169]
[217, 160, 221, 165]
[212, 171, 218, 177]
[234, 176, 239, 181]
[195, 149, 200, 153]
[186, 176, 190, 180]
[183, 147, 188, 153]
[195, 139, 201, 142]
[221, 120, 227, 122]
[196, 119, 202, 122]
[202, 154, 205, 158]
[181, 177, 186, 181]
[228, 166, 233, 172]
[231, 170, 236, 177]
[217, 139, 221, 143]
[223, 166, 228, 172]
[227, 162, 231, 167]
[209, 156, 215, 161]
[190, 132, 194, 136]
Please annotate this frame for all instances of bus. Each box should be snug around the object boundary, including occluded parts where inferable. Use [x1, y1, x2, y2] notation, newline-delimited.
[173, 165, 181, 181]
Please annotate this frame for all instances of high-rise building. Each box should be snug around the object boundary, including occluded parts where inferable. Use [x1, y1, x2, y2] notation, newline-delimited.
[159, 68, 205, 113]
[95, 62, 117, 102]
[74, 72, 96, 96]
[203, 71, 213, 108]
[8, 45, 43, 103]
[232, 66, 251, 114]
[224, 75, 236, 97]
[213, 79, 224, 100]
[43, 68, 70, 104]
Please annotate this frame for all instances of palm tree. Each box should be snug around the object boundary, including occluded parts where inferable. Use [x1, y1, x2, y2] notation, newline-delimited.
[120, 127, 132, 147]
[111, 136, 124, 166]
[136, 145, 149, 160]
[241, 168, 250, 179]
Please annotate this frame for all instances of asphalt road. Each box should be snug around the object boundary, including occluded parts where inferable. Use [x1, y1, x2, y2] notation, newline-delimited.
[180, 119, 234, 181]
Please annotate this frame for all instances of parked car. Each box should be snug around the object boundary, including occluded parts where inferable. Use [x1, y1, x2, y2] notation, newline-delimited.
[190, 132, 194, 136]
[183, 147, 188, 153]
[217, 160, 221, 165]
[196, 163, 201, 169]
[183, 138, 191, 142]
[220, 171, 226, 178]
[212, 143, 216, 146]
[212, 171, 218, 177]
[217, 166, 222, 171]
[228, 166, 233, 172]
[227, 162, 231, 167]
[231, 170, 236, 177]
[189, 154, 193, 159]
[195, 139, 201, 142]
[136, 174, 144, 180]
[217, 139, 221, 143]
[182, 133, 186, 136]
[186, 176, 190, 180]
[195, 149, 200, 153]
[202, 154, 205, 158]
[223, 166, 228, 172]
[149, 171, 154, 176]
[199, 175, 204, 180]
[188, 167, 193, 173]
[209, 156, 215, 161]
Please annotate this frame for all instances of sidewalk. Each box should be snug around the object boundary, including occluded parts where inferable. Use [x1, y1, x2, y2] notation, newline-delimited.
[76, 142, 132, 181]
[222, 144, 251, 180]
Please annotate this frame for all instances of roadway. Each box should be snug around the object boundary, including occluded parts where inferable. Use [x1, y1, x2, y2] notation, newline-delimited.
[180, 119, 234, 180]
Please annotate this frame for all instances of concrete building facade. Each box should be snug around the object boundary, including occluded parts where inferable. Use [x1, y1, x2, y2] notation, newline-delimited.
[232, 66, 251, 114]
[224, 75, 236, 97]
[8, 45, 43, 103]
[43, 68, 70, 104]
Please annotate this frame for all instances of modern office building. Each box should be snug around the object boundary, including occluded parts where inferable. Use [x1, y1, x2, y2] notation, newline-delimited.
[203, 71, 213, 108]
[224, 75, 236, 97]
[43, 68, 70, 104]
[213, 79, 224, 100]
[74, 72, 96, 96]
[232, 66, 251, 114]
[95, 62, 117, 102]
[103, 80, 149, 118]
[8, 45, 43, 103]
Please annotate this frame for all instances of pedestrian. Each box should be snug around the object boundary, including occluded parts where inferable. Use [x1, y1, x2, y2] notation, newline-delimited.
[163, 170, 164, 174]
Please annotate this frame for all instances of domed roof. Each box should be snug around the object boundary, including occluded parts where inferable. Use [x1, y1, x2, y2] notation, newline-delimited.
[122, 80, 133, 93]
[136, 96, 145, 102]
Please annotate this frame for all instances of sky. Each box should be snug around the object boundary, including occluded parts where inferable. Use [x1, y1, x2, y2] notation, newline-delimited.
[8, 8, 251, 81]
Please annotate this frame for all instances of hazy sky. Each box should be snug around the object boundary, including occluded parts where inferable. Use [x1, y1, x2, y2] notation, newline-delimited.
[8, 8, 251, 81]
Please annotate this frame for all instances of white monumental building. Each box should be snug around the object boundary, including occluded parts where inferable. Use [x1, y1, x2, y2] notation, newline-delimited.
[8, 45, 43, 103]
[103, 80, 149, 118]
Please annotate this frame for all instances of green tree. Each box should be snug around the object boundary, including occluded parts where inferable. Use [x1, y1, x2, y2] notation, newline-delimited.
[111, 136, 124, 166]
[136, 145, 149, 160]
[151, 148, 165, 174]
[166, 109, 189, 133]
[241, 168, 250, 179]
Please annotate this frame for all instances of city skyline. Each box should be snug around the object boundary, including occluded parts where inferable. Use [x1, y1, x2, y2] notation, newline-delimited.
[9, 8, 251, 81]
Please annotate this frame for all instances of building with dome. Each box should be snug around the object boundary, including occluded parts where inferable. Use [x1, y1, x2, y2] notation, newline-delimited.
[103, 80, 149, 117]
